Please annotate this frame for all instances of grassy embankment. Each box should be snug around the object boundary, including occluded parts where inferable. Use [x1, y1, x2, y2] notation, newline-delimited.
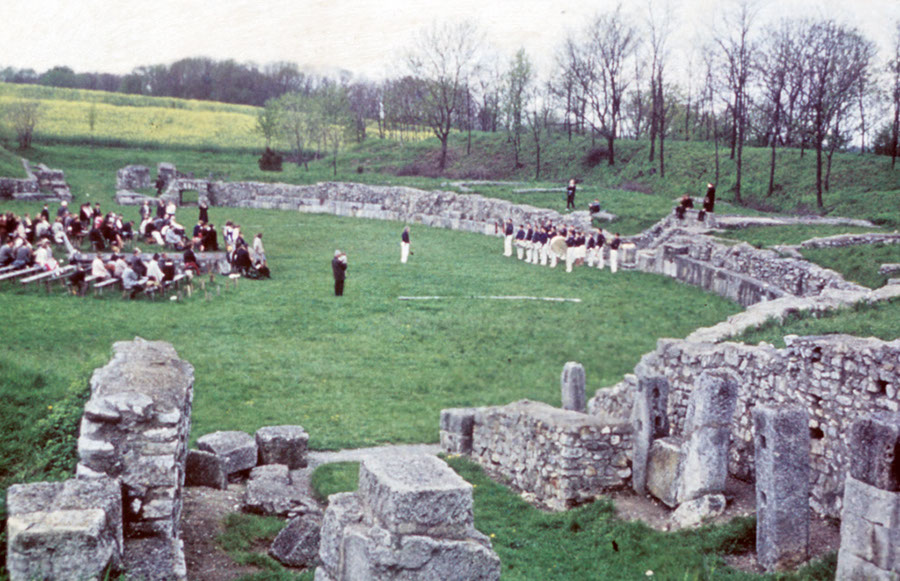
[0, 84, 898, 579]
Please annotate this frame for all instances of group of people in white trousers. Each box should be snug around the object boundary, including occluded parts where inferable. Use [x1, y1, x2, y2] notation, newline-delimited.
[503, 219, 621, 273]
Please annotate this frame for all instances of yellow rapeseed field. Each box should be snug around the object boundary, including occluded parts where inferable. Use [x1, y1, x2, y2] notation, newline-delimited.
[0, 83, 264, 150]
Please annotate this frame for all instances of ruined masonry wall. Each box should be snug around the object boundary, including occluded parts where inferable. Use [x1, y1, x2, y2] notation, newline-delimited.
[638, 235, 865, 307]
[115, 176, 595, 234]
[76, 337, 194, 540]
[590, 334, 900, 519]
[470, 400, 632, 510]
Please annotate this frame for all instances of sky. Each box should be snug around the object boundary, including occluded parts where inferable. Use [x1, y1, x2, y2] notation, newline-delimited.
[2, 0, 899, 83]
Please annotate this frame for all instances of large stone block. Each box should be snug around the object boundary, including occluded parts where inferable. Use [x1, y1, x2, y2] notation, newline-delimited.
[561, 362, 586, 413]
[270, 514, 322, 568]
[6, 477, 123, 581]
[631, 376, 670, 495]
[242, 464, 317, 516]
[753, 405, 810, 571]
[256, 425, 309, 469]
[343, 525, 501, 580]
[197, 430, 258, 475]
[646, 436, 685, 508]
[849, 412, 900, 492]
[679, 371, 738, 502]
[185, 449, 227, 489]
[440, 408, 478, 455]
[358, 454, 473, 539]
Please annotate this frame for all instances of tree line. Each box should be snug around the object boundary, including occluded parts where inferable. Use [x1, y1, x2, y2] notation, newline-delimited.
[3, 1, 900, 209]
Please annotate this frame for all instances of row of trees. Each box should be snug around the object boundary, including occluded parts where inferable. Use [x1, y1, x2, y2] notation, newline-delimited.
[0, 59, 320, 107]
[4, 3, 900, 209]
[390, 5, 900, 208]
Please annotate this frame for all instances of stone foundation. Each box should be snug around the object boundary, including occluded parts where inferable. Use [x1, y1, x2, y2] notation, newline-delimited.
[0, 159, 71, 202]
[589, 334, 900, 519]
[468, 400, 632, 510]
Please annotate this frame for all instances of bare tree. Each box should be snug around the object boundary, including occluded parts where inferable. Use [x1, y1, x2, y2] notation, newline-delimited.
[889, 23, 900, 169]
[715, 0, 759, 205]
[805, 20, 874, 208]
[646, 0, 673, 167]
[526, 83, 554, 179]
[406, 21, 484, 171]
[569, 5, 638, 165]
[757, 19, 807, 197]
[6, 100, 41, 149]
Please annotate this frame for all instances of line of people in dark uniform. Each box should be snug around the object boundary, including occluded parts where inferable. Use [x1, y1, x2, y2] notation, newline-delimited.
[503, 218, 622, 273]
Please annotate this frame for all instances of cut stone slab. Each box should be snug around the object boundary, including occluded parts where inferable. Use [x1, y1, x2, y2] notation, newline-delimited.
[358, 454, 474, 539]
[341, 524, 501, 580]
[6, 477, 123, 581]
[185, 449, 226, 489]
[256, 425, 309, 469]
[270, 514, 322, 567]
[849, 412, 900, 492]
[646, 436, 685, 508]
[440, 408, 478, 454]
[122, 535, 187, 581]
[196, 430, 258, 475]
[560, 361, 586, 412]
[753, 405, 810, 571]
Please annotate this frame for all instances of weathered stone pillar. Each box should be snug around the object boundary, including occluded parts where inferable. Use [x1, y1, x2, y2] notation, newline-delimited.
[440, 408, 478, 455]
[631, 376, 670, 495]
[561, 361, 586, 413]
[753, 405, 809, 572]
[77, 337, 194, 581]
[677, 371, 738, 503]
[836, 412, 900, 580]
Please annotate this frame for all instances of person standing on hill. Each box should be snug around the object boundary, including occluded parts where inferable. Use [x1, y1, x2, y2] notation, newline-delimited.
[566, 178, 577, 210]
[503, 219, 514, 257]
[702, 183, 716, 213]
[400, 226, 411, 263]
[332, 250, 347, 296]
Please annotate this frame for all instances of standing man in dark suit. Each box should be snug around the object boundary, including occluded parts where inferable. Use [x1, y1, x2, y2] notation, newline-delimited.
[332, 250, 347, 296]
[566, 178, 577, 210]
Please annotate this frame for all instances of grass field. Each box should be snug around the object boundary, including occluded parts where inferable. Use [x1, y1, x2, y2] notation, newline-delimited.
[0, 99, 898, 578]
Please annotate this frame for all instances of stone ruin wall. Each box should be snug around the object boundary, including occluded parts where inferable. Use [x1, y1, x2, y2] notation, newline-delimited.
[114, 168, 595, 234]
[444, 401, 633, 510]
[0, 159, 72, 202]
[76, 338, 194, 540]
[6, 338, 194, 580]
[636, 234, 867, 307]
[589, 334, 900, 519]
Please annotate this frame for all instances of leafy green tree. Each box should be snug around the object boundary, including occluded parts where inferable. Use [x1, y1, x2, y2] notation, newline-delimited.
[503, 49, 533, 169]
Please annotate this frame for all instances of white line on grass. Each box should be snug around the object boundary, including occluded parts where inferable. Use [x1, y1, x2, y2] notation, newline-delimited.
[398, 295, 581, 303]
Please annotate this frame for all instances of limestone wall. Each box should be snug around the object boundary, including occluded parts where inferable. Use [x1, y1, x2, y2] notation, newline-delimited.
[0, 160, 71, 201]
[114, 169, 594, 234]
[77, 337, 194, 539]
[588, 334, 900, 519]
[637, 234, 866, 306]
[469, 400, 632, 510]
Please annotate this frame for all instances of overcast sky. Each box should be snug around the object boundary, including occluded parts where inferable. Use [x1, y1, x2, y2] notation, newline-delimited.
[2, 0, 899, 83]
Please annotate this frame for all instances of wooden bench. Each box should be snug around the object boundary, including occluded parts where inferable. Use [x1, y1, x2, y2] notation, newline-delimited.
[20, 265, 77, 293]
[93, 277, 121, 295]
[0, 265, 42, 283]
